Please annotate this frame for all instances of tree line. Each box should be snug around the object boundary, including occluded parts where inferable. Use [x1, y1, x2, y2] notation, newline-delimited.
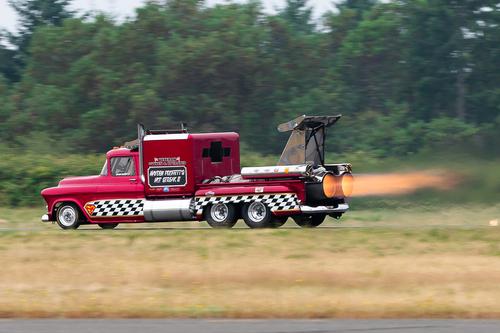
[0, 0, 498, 157]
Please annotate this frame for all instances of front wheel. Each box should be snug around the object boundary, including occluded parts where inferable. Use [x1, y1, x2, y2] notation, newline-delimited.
[56, 203, 81, 230]
[204, 203, 237, 228]
[99, 223, 119, 230]
[294, 214, 326, 228]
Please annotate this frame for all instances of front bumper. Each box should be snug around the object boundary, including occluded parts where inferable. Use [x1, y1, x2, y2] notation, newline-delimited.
[300, 203, 349, 214]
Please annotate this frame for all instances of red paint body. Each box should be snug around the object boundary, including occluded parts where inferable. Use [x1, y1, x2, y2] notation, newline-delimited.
[41, 132, 306, 225]
[142, 133, 240, 197]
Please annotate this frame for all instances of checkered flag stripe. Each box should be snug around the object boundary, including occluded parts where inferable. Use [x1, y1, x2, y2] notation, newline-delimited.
[89, 199, 144, 217]
[194, 193, 299, 215]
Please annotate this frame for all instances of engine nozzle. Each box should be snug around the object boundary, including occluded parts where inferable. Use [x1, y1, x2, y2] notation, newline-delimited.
[307, 172, 354, 203]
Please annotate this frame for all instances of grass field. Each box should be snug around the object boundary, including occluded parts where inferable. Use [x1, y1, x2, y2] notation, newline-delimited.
[1, 205, 500, 318]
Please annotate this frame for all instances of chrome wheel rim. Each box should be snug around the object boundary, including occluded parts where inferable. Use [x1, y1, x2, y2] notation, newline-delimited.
[59, 206, 76, 227]
[210, 203, 229, 223]
[248, 201, 267, 223]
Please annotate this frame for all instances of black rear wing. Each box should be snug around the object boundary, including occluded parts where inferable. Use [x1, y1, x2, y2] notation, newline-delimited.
[277, 115, 341, 166]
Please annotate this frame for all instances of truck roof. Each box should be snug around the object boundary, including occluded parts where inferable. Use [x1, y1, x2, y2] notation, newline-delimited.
[106, 147, 137, 158]
[142, 132, 238, 142]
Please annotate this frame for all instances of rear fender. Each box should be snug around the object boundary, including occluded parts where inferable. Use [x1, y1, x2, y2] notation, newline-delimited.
[194, 185, 300, 217]
[195, 185, 295, 197]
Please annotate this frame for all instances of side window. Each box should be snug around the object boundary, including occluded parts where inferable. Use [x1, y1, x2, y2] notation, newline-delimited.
[209, 141, 223, 162]
[202, 141, 228, 163]
[110, 157, 135, 176]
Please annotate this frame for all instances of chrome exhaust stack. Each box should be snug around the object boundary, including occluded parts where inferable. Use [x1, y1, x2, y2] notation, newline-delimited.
[241, 164, 312, 179]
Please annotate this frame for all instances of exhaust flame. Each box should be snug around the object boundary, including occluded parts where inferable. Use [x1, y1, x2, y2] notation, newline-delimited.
[351, 170, 460, 197]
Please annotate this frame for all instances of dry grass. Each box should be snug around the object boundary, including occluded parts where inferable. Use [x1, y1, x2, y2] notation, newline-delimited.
[1, 213, 500, 318]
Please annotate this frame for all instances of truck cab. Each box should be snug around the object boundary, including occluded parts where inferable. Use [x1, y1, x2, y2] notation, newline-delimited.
[42, 148, 144, 227]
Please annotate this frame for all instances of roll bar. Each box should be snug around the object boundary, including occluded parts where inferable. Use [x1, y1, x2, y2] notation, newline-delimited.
[277, 115, 342, 166]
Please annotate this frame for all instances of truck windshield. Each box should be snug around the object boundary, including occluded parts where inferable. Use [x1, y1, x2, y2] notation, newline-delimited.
[100, 161, 108, 176]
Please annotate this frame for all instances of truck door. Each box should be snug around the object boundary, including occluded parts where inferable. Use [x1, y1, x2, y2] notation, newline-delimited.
[94, 155, 145, 221]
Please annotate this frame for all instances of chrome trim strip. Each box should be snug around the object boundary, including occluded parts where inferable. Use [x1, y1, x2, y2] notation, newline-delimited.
[138, 124, 145, 184]
[41, 214, 50, 222]
[300, 203, 349, 214]
[143, 134, 189, 141]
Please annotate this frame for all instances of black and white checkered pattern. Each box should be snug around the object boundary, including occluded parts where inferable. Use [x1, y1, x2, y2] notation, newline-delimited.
[194, 193, 299, 215]
[88, 199, 144, 217]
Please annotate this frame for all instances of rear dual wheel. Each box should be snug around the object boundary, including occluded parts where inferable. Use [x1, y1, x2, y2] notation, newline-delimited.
[293, 214, 326, 228]
[204, 203, 238, 229]
[204, 201, 287, 229]
[242, 201, 287, 229]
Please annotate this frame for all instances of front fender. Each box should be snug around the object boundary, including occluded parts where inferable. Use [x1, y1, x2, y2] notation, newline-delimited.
[41, 184, 98, 221]
[46, 198, 88, 221]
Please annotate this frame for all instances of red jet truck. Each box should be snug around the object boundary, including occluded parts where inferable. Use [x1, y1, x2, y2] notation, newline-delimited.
[41, 115, 353, 229]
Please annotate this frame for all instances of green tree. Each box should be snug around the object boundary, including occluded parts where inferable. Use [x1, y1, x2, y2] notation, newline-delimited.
[0, 44, 20, 82]
[331, 3, 406, 115]
[279, 0, 313, 34]
[0, 0, 498, 158]
[402, 0, 500, 122]
[8, 0, 73, 61]
[338, 0, 377, 12]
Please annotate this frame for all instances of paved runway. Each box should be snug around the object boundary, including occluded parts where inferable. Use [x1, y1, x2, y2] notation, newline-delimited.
[1, 319, 499, 333]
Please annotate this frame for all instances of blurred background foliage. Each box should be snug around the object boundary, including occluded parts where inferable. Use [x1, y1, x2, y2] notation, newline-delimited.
[0, 0, 499, 206]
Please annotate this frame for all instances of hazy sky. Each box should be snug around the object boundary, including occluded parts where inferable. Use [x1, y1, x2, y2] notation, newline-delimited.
[0, 0, 336, 32]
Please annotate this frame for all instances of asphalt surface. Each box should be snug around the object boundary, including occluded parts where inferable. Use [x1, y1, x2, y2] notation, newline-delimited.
[0, 319, 499, 333]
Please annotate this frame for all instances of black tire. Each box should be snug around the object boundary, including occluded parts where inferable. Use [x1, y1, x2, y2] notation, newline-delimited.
[204, 203, 237, 228]
[56, 203, 81, 230]
[242, 201, 273, 228]
[294, 214, 326, 228]
[270, 216, 288, 228]
[98, 223, 119, 229]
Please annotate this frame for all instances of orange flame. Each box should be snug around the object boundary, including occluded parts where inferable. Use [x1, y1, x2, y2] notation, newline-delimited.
[351, 170, 460, 197]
